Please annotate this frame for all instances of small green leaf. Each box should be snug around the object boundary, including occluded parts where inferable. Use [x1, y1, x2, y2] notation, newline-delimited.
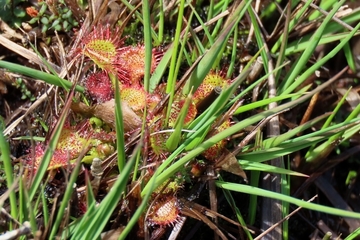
[13, 7, 26, 18]
[40, 16, 49, 25]
[166, 93, 193, 151]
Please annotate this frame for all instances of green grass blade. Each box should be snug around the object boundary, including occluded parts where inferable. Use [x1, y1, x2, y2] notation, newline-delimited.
[118, 179, 155, 239]
[280, 0, 347, 94]
[306, 88, 350, 155]
[282, 161, 290, 239]
[343, 42, 357, 73]
[308, 0, 339, 20]
[120, 0, 159, 44]
[284, 31, 360, 56]
[71, 146, 139, 239]
[345, 227, 360, 240]
[142, 0, 152, 92]
[210, 0, 231, 39]
[49, 150, 84, 238]
[227, 25, 238, 78]
[263, 113, 331, 148]
[40, 184, 50, 229]
[182, 0, 251, 95]
[282, 22, 360, 95]
[246, 0, 268, 71]
[165, 0, 186, 123]
[166, 92, 193, 151]
[157, 0, 164, 43]
[29, 111, 67, 201]
[219, 176, 253, 240]
[0, 118, 17, 225]
[85, 176, 96, 214]
[0, 60, 84, 93]
[18, 178, 26, 226]
[189, 4, 214, 46]
[306, 108, 360, 163]
[216, 181, 360, 219]
[239, 160, 308, 177]
[234, 93, 300, 115]
[149, 44, 173, 93]
[114, 77, 126, 173]
[271, 0, 313, 54]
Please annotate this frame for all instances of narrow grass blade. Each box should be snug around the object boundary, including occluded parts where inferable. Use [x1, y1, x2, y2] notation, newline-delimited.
[219, 176, 253, 240]
[49, 150, 84, 238]
[114, 77, 126, 173]
[120, 0, 159, 44]
[29, 111, 67, 201]
[165, 0, 186, 123]
[166, 92, 193, 151]
[306, 88, 350, 155]
[0, 60, 84, 93]
[343, 42, 357, 73]
[308, 0, 341, 21]
[157, 0, 165, 43]
[149, 44, 173, 93]
[210, 0, 231, 40]
[284, 31, 360, 56]
[263, 113, 331, 148]
[271, 0, 313, 53]
[142, 0, 152, 92]
[182, 0, 251, 95]
[306, 110, 360, 164]
[40, 184, 50, 228]
[85, 174, 96, 213]
[227, 25, 238, 78]
[345, 227, 360, 240]
[189, 4, 214, 46]
[280, 0, 347, 94]
[71, 146, 139, 239]
[234, 93, 300, 115]
[239, 160, 308, 177]
[118, 179, 155, 239]
[0, 119, 17, 223]
[282, 22, 360, 95]
[246, 0, 268, 71]
[216, 181, 360, 219]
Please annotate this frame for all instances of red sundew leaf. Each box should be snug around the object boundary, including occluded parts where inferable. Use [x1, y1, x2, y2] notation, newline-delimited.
[149, 116, 169, 156]
[203, 119, 231, 162]
[168, 99, 197, 128]
[26, 7, 38, 17]
[146, 92, 162, 111]
[192, 70, 231, 104]
[77, 24, 128, 80]
[147, 195, 180, 227]
[116, 45, 162, 85]
[85, 71, 114, 102]
[120, 84, 147, 111]
[26, 120, 116, 174]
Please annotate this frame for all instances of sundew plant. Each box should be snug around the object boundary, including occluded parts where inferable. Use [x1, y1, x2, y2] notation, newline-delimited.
[1, 0, 360, 239]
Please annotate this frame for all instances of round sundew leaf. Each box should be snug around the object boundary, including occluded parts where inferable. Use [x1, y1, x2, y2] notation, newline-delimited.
[168, 99, 197, 128]
[78, 24, 126, 78]
[85, 71, 113, 102]
[203, 119, 231, 161]
[147, 195, 180, 226]
[120, 85, 147, 111]
[193, 71, 230, 104]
